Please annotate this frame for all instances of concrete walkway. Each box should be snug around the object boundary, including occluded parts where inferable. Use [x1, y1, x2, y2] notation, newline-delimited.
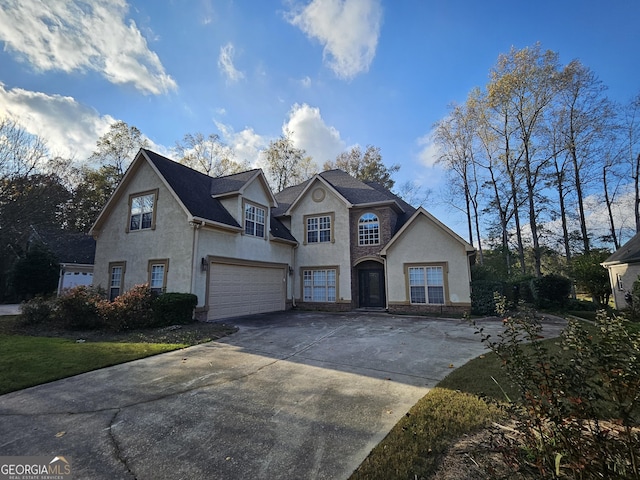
[0, 311, 567, 479]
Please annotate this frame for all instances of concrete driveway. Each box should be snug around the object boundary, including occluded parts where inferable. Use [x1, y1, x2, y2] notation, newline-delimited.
[0, 311, 566, 479]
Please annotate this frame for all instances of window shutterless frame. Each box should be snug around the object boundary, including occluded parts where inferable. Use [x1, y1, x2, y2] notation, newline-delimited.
[148, 259, 169, 294]
[108, 261, 126, 301]
[126, 189, 159, 233]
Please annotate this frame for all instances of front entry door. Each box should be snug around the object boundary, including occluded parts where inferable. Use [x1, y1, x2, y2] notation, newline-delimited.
[358, 269, 385, 308]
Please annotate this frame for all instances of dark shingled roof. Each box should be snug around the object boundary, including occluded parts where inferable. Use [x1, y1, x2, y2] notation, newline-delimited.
[603, 231, 640, 265]
[143, 149, 293, 241]
[144, 149, 241, 228]
[30, 228, 96, 264]
[273, 170, 416, 235]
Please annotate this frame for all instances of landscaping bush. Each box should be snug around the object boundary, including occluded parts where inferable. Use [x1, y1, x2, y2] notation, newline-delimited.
[55, 285, 105, 330]
[101, 284, 155, 331]
[471, 280, 505, 315]
[474, 296, 640, 479]
[627, 275, 640, 322]
[152, 293, 197, 327]
[19, 296, 55, 325]
[531, 273, 572, 309]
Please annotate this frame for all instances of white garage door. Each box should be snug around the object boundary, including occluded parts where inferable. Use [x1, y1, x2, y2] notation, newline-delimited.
[208, 261, 286, 320]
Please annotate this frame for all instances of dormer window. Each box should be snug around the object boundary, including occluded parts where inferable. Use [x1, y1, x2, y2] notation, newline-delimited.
[128, 190, 158, 232]
[244, 202, 266, 238]
[358, 213, 380, 245]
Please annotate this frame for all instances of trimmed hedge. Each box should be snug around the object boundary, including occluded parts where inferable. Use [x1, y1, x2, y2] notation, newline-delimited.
[152, 293, 198, 327]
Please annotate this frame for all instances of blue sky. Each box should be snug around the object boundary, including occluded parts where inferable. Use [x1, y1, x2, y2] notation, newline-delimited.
[1, 0, 639, 237]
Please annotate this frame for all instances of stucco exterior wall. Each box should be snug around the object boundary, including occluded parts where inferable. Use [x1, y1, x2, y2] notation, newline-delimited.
[606, 263, 640, 309]
[289, 181, 352, 305]
[93, 161, 193, 295]
[384, 214, 472, 311]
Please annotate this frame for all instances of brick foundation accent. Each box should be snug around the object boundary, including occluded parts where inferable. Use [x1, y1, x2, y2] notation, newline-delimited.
[294, 301, 352, 312]
[388, 304, 470, 316]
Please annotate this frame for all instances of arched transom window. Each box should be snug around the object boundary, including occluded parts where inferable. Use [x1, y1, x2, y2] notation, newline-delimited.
[358, 213, 380, 245]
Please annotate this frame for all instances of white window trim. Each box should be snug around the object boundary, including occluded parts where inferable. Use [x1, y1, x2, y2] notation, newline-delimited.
[358, 212, 380, 246]
[304, 213, 334, 244]
[407, 265, 446, 305]
[244, 201, 267, 239]
[302, 268, 337, 302]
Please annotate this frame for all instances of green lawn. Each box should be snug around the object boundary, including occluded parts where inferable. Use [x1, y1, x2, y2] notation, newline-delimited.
[0, 335, 186, 395]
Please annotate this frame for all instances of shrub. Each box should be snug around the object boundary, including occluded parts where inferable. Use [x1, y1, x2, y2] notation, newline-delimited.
[531, 273, 572, 309]
[101, 284, 155, 331]
[152, 293, 197, 327]
[19, 296, 55, 325]
[55, 285, 105, 330]
[471, 280, 505, 315]
[474, 296, 640, 479]
[10, 243, 60, 300]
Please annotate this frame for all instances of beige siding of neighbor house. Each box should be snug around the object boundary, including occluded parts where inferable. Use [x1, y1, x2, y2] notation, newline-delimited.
[92, 161, 193, 295]
[289, 180, 352, 305]
[384, 214, 472, 310]
[606, 263, 640, 309]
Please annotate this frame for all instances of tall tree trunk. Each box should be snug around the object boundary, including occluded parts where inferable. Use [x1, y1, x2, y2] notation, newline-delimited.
[635, 153, 640, 233]
[570, 144, 590, 253]
[602, 165, 620, 250]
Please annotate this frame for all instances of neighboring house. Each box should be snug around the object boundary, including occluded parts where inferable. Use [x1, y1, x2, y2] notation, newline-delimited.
[602, 231, 640, 309]
[90, 149, 474, 321]
[29, 227, 96, 295]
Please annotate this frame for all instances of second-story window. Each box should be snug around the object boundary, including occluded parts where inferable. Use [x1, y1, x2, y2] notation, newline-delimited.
[129, 192, 155, 231]
[244, 203, 266, 238]
[307, 215, 331, 243]
[358, 213, 380, 245]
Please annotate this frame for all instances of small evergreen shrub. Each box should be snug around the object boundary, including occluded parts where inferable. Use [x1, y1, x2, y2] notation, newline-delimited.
[471, 280, 505, 315]
[152, 293, 197, 327]
[531, 273, 572, 309]
[19, 296, 55, 325]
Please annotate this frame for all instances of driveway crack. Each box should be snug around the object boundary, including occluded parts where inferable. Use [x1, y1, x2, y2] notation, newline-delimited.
[106, 408, 137, 479]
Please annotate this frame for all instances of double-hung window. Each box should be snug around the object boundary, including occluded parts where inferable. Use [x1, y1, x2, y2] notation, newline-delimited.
[303, 269, 337, 302]
[109, 262, 125, 301]
[129, 191, 157, 231]
[148, 259, 169, 295]
[358, 213, 380, 245]
[244, 203, 266, 238]
[306, 215, 331, 243]
[408, 265, 445, 304]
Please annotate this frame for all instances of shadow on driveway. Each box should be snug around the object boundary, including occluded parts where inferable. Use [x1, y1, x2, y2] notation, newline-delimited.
[0, 310, 566, 479]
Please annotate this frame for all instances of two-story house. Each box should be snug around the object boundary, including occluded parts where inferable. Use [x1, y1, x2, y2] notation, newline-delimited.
[90, 149, 474, 320]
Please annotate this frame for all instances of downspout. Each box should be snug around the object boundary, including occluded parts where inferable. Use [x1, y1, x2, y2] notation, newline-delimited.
[291, 243, 298, 308]
[381, 254, 389, 312]
[189, 220, 202, 295]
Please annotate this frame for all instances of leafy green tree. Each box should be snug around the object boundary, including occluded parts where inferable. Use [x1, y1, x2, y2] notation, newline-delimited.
[323, 145, 399, 190]
[10, 243, 59, 299]
[65, 165, 120, 232]
[571, 250, 612, 306]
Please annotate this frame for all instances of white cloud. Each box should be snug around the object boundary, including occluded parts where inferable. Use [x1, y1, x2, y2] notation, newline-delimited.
[286, 0, 383, 80]
[300, 76, 312, 88]
[0, 83, 114, 160]
[218, 43, 245, 83]
[215, 121, 266, 166]
[416, 133, 440, 167]
[283, 103, 345, 165]
[0, 0, 177, 95]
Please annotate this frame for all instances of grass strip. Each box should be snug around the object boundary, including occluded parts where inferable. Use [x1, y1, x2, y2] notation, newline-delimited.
[349, 387, 502, 479]
[0, 335, 186, 395]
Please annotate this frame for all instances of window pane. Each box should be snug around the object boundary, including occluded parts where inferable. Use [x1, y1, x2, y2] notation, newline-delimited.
[409, 267, 425, 286]
[319, 230, 331, 242]
[150, 265, 164, 288]
[307, 230, 318, 243]
[110, 267, 122, 287]
[142, 194, 154, 212]
[256, 223, 265, 238]
[130, 214, 140, 231]
[245, 220, 255, 235]
[411, 286, 426, 304]
[141, 212, 152, 229]
[428, 286, 445, 304]
[426, 267, 443, 286]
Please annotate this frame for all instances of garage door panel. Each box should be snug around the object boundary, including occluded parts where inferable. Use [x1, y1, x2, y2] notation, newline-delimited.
[208, 262, 286, 320]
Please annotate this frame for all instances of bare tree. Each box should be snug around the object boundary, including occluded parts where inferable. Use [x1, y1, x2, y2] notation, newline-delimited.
[263, 131, 316, 192]
[89, 121, 148, 179]
[174, 132, 248, 176]
[0, 117, 48, 196]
